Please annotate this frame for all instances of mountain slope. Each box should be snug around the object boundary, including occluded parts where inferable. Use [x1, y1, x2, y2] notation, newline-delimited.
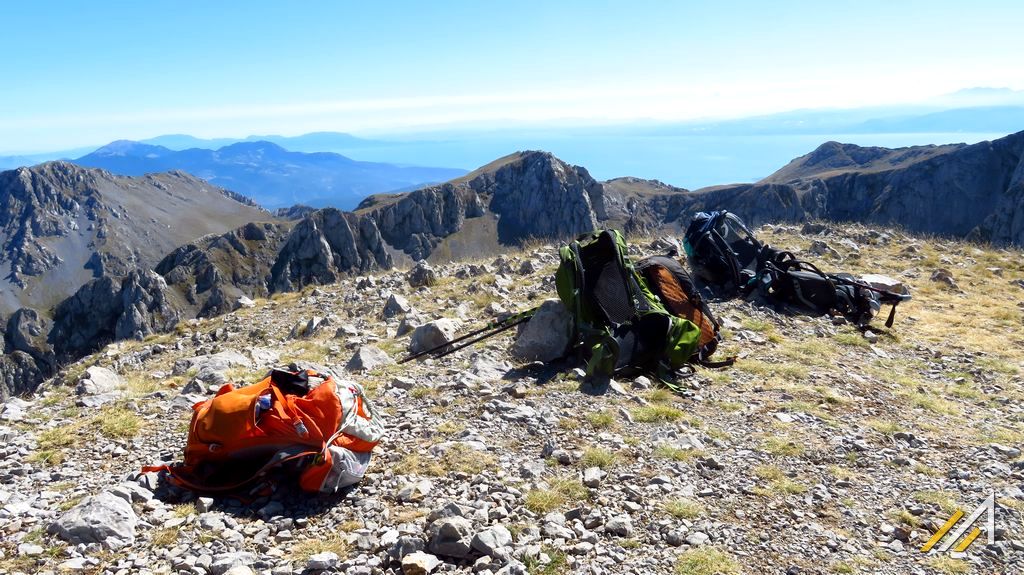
[357, 151, 686, 262]
[0, 162, 270, 316]
[75, 140, 467, 210]
[672, 130, 1024, 244]
[2, 222, 1021, 574]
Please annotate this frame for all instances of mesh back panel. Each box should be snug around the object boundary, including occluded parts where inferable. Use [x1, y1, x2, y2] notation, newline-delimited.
[580, 234, 636, 326]
[593, 261, 635, 324]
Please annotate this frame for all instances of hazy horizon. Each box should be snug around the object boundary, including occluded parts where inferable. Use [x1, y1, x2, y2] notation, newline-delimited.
[3, 1, 1023, 152]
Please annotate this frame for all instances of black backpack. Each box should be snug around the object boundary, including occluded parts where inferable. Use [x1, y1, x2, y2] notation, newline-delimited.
[683, 211, 775, 294]
[684, 211, 910, 327]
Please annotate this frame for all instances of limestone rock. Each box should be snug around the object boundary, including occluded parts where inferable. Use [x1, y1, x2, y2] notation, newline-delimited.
[407, 261, 437, 288]
[48, 491, 138, 548]
[76, 366, 123, 395]
[269, 208, 392, 293]
[511, 299, 571, 362]
[401, 551, 441, 575]
[409, 319, 461, 355]
[346, 346, 395, 372]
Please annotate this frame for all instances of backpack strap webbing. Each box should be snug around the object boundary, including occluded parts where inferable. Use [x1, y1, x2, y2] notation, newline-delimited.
[142, 447, 318, 495]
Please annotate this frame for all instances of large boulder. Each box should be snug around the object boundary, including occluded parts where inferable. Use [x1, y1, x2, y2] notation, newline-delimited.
[0, 352, 45, 400]
[511, 299, 572, 362]
[426, 517, 474, 559]
[76, 366, 123, 395]
[346, 346, 395, 372]
[407, 261, 437, 288]
[4, 308, 52, 362]
[383, 293, 413, 318]
[409, 319, 461, 355]
[48, 491, 137, 548]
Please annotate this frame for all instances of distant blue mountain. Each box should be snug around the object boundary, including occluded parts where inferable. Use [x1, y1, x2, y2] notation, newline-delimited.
[139, 131, 389, 152]
[75, 140, 466, 209]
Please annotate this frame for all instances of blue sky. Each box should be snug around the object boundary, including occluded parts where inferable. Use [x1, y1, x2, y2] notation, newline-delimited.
[1, 0, 1022, 152]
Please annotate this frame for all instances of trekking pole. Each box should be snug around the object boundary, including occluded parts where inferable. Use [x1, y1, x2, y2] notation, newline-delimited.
[398, 306, 540, 364]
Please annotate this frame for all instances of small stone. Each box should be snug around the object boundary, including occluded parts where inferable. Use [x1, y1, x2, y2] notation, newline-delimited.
[383, 294, 413, 318]
[604, 516, 633, 537]
[196, 497, 215, 513]
[471, 525, 513, 557]
[401, 551, 441, 575]
[306, 551, 339, 570]
[397, 480, 432, 503]
[17, 543, 43, 556]
[582, 467, 606, 488]
[685, 532, 709, 546]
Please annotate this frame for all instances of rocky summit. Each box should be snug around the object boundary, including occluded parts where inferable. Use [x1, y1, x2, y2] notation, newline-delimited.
[5, 133, 1024, 403]
[1, 222, 1022, 575]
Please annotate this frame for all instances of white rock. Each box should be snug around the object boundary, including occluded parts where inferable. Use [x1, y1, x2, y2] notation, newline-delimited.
[511, 299, 572, 362]
[306, 551, 339, 570]
[346, 346, 395, 372]
[76, 366, 123, 395]
[48, 491, 137, 548]
[409, 319, 461, 355]
[401, 551, 441, 575]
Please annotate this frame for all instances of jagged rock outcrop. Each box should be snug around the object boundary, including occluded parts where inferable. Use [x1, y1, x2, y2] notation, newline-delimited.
[156, 222, 292, 317]
[477, 152, 604, 243]
[50, 270, 179, 360]
[671, 131, 1024, 245]
[359, 151, 658, 261]
[4, 308, 53, 367]
[0, 350, 44, 399]
[270, 208, 393, 292]
[364, 184, 483, 261]
[0, 161, 269, 315]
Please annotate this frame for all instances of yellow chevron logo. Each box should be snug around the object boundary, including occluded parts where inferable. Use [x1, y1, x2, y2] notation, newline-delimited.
[920, 493, 994, 554]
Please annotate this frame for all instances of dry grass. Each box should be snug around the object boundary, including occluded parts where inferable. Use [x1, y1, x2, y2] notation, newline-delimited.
[631, 404, 684, 423]
[579, 447, 618, 469]
[585, 410, 616, 429]
[675, 547, 739, 575]
[394, 443, 495, 477]
[663, 498, 704, 520]
[525, 477, 589, 513]
[290, 533, 349, 564]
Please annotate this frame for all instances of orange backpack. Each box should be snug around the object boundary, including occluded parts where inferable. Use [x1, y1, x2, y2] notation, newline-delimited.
[146, 369, 383, 494]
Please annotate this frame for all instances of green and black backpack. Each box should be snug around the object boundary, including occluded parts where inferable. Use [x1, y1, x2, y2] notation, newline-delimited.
[555, 229, 706, 378]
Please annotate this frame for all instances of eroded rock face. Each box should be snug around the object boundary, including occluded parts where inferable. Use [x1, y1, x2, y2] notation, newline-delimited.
[370, 184, 483, 261]
[480, 151, 604, 244]
[671, 131, 1024, 247]
[270, 208, 393, 292]
[0, 351, 44, 400]
[155, 222, 291, 317]
[4, 308, 52, 365]
[50, 270, 179, 360]
[360, 151, 613, 260]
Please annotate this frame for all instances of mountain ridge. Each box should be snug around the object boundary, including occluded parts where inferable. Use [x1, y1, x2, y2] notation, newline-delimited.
[5, 131, 1024, 398]
[75, 140, 466, 210]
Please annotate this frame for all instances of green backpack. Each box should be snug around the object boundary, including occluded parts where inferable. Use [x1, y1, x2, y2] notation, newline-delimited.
[555, 229, 702, 378]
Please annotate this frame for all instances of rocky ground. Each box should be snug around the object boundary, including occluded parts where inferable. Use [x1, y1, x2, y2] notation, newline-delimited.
[1, 223, 1022, 575]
